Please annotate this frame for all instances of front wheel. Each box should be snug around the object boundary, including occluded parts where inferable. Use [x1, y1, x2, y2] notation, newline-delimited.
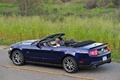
[11, 50, 25, 66]
[62, 56, 78, 73]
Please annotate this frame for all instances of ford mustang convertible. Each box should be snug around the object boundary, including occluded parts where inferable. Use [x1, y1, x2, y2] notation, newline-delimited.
[8, 33, 111, 73]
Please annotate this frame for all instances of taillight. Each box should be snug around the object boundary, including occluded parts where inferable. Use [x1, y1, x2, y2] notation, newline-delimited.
[90, 50, 98, 56]
[106, 46, 110, 51]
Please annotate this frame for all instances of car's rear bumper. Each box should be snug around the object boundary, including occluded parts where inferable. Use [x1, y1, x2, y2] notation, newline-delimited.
[90, 58, 111, 68]
[79, 58, 111, 68]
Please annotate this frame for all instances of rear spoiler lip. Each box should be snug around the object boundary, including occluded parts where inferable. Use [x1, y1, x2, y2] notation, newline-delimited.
[89, 43, 108, 50]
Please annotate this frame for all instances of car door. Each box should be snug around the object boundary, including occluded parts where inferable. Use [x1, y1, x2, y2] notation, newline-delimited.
[48, 47, 65, 64]
[24, 45, 64, 64]
[40, 46, 64, 64]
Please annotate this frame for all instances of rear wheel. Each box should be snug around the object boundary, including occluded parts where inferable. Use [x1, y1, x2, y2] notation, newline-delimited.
[62, 56, 78, 73]
[11, 50, 25, 66]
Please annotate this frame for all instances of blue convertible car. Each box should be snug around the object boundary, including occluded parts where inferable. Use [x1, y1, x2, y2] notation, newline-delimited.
[8, 33, 111, 73]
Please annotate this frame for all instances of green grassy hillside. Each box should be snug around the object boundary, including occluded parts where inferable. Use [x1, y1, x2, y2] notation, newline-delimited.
[0, 15, 120, 62]
[0, 0, 120, 62]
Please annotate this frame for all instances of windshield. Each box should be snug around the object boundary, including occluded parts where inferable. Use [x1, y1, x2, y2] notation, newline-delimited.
[39, 33, 65, 44]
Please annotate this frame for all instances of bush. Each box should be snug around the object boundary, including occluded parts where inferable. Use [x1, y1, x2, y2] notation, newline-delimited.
[0, 0, 16, 3]
[85, 0, 97, 9]
[112, 0, 120, 6]
[97, 0, 112, 7]
[84, 0, 120, 9]
[61, 0, 71, 3]
[16, 0, 41, 16]
[107, 3, 114, 8]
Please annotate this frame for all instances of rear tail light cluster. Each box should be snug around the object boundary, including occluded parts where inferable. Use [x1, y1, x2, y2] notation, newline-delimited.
[90, 50, 98, 56]
[90, 46, 110, 56]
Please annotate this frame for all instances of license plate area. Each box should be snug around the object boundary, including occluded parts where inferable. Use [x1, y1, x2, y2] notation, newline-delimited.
[102, 56, 107, 61]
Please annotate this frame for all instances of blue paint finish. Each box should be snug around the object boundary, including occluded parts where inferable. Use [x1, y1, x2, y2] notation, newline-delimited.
[8, 33, 111, 68]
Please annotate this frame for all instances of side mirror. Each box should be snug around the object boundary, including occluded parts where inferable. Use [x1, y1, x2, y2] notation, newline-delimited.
[36, 42, 41, 48]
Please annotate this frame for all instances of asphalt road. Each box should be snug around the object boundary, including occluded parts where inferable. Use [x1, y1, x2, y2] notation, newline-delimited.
[0, 48, 120, 80]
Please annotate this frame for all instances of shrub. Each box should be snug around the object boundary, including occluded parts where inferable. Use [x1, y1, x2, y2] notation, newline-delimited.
[107, 2, 114, 8]
[112, 0, 120, 6]
[16, 0, 41, 16]
[84, 0, 97, 9]
[61, 0, 71, 3]
[97, 0, 112, 7]
[84, 0, 120, 8]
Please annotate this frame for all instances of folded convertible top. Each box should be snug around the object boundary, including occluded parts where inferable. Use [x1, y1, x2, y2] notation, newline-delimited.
[73, 40, 96, 47]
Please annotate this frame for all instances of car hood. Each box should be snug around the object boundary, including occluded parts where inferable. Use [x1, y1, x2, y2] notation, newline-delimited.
[11, 40, 38, 47]
[21, 40, 38, 45]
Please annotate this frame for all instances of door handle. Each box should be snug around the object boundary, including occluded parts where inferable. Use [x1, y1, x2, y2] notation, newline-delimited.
[51, 49, 54, 51]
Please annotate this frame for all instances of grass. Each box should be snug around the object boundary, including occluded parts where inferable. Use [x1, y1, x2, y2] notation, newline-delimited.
[0, 3, 19, 15]
[0, 15, 120, 62]
[0, 0, 120, 62]
[0, 1, 117, 17]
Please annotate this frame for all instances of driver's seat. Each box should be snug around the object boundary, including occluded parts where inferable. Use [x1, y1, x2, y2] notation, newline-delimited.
[70, 39, 75, 44]
[59, 40, 65, 46]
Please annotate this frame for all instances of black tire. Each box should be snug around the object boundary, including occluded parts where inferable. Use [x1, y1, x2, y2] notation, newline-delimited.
[62, 56, 78, 73]
[11, 50, 25, 66]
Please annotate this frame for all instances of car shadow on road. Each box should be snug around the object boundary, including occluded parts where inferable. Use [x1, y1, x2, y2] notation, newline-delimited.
[77, 64, 112, 73]
[25, 62, 112, 74]
[26, 62, 63, 69]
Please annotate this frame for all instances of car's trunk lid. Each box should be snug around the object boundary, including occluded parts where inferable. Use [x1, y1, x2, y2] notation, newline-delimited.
[82, 43, 106, 49]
